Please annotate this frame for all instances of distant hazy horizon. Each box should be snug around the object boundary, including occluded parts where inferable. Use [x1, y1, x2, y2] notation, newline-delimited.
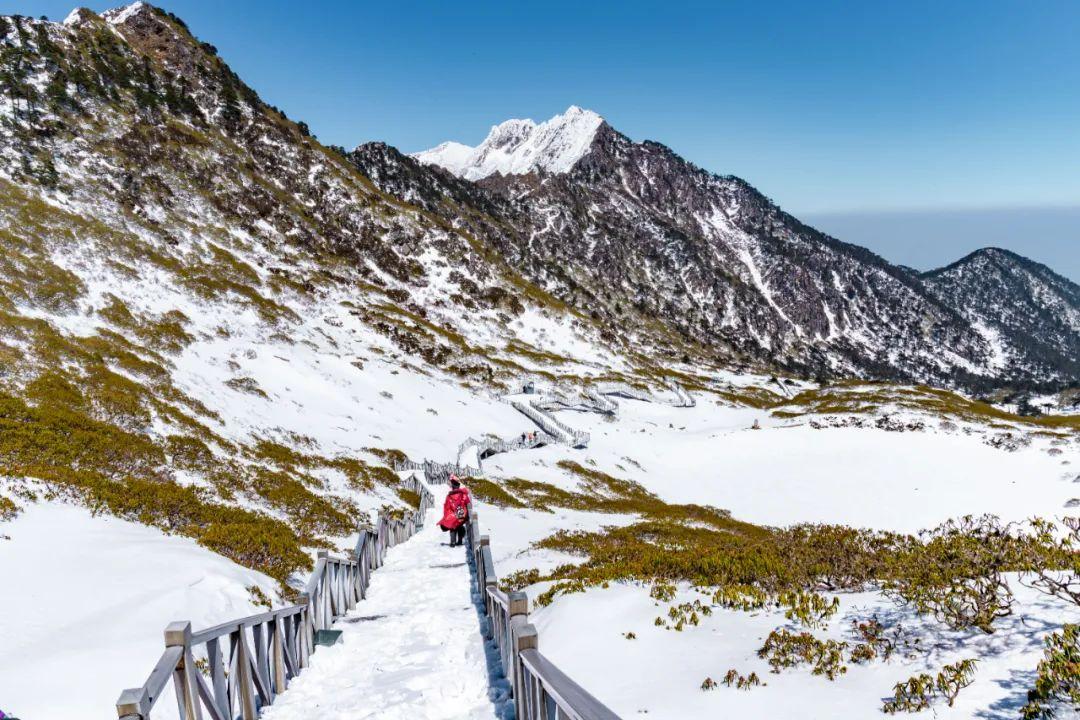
[803, 205, 1080, 283]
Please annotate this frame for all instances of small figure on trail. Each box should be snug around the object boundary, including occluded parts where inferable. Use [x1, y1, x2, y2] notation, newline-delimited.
[521, 432, 528, 444]
[438, 474, 471, 547]
[751, 419, 761, 430]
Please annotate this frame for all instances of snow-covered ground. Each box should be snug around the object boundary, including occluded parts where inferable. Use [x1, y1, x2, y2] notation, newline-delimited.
[262, 504, 511, 720]
[484, 398, 1078, 533]
[532, 581, 1078, 720]
[471, 393, 1080, 719]
[0, 499, 278, 720]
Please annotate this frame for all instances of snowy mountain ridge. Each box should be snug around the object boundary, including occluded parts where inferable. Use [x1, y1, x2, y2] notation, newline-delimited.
[412, 105, 604, 180]
[923, 247, 1080, 386]
[389, 112, 1080, 394]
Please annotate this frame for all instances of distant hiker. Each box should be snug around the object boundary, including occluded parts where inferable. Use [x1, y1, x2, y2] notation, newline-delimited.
[752, 419, 761, 430]
[438, 474, 471, 547]
[521, 432, 528, 444]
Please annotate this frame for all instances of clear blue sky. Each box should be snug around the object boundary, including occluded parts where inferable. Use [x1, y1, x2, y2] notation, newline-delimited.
[18, 0, 1080, 280]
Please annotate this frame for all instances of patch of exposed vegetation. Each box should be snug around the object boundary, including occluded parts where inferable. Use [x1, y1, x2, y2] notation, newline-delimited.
[1020, 624, 1080, 719]
[882, 659, 978, 713]
[496, 463, 1078, 651]
[777, 384, 1080, 434]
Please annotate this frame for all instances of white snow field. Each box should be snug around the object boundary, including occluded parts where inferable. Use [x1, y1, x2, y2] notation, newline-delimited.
[483, 397, 1078, 534]
[0, 499, 278, 720]
[531, 581, 1078, 720]
[261, 504, 511, 720]
[470, 392, 1080, 720]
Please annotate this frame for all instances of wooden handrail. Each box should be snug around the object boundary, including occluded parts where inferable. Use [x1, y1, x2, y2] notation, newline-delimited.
[519, 648, 622, 720]
[115, 472, 435, 719]
[468, 510, 622, 720]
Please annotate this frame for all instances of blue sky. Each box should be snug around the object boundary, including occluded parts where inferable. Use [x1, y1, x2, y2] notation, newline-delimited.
[19, 0, 1080, 280]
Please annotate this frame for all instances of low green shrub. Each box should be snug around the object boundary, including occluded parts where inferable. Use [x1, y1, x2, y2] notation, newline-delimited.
[396, 488, 421, 509]
[882, 659, 978, 713]
[0, 495, 20, 521]
[883, 515, 1030, 633]
[757, 628, 848, 680]
[468, 477, 527, 509]
[1021, 624, 1080, 719]
[200, 521, 311, 582]
[721, 669, 762, 690]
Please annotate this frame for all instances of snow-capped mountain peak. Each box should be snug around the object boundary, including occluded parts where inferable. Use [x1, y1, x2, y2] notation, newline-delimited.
[412, 105, 604, 180]
[102, 1, 150, 25]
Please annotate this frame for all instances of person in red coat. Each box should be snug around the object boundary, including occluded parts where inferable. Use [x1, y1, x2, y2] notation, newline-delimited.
[438, 474, 472, 547]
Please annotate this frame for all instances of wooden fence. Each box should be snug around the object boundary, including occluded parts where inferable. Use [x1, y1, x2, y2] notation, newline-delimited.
[393, 458, 481, 484]
[115, 473, 435, 720]
[511, 400, 591, 449]
[468, 510, 622, 720]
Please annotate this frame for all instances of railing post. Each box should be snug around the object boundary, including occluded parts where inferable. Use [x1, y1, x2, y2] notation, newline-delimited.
[478, 535, 491, 589]
[296, 593, 313, 668]
[116, 687, 150, 719]
[205, 636, 230, 719]
[317, 550, 330, 628]
[271, 615, 287, 694]
[164, 621, 203, 720]
[513, 622, 539, 720]
[508, 591, 530, 705]
[234, 627, 257, 720]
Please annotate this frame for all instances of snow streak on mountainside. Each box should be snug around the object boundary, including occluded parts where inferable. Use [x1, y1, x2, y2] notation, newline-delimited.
[923, 248, 1080, 386]
[413, 105, 604, 180]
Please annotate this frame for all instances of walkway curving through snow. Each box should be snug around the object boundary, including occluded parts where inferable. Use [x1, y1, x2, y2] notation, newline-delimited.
[261, 503, 511, 720]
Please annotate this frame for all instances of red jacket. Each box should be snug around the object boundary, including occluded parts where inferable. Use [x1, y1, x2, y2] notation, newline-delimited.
[439, 486, 471, 530]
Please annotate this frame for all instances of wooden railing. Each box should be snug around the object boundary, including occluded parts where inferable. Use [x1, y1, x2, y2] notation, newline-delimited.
[115, 473, 435, 720]
[468, 511, 621, 720]
[456, 430, 558, 469]
[511, 400, 591, 449]
[595, 381, 695, 408]
[393, 458, 480, 484]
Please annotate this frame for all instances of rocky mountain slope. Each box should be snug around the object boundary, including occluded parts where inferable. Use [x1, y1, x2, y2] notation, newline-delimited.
[404, 107, 1079, 391]
[0, 4, 639, 586]
[923, 248, 1080, 388]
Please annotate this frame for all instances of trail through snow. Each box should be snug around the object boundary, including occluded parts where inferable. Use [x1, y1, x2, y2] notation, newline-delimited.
[262, 504, 510, 720]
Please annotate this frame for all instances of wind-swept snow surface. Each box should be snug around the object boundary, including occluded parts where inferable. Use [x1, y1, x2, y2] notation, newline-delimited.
[484, 399, 1076, 534]
[262, 504, 510, 720]
[0, 500, 278, 720]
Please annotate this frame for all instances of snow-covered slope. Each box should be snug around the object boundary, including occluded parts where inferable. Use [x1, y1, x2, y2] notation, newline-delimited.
[0, 500, 278, 720]
[412, 105, 604, 180]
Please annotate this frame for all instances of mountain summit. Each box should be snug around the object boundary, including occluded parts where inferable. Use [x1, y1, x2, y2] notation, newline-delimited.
[412, 106, 604, 180]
